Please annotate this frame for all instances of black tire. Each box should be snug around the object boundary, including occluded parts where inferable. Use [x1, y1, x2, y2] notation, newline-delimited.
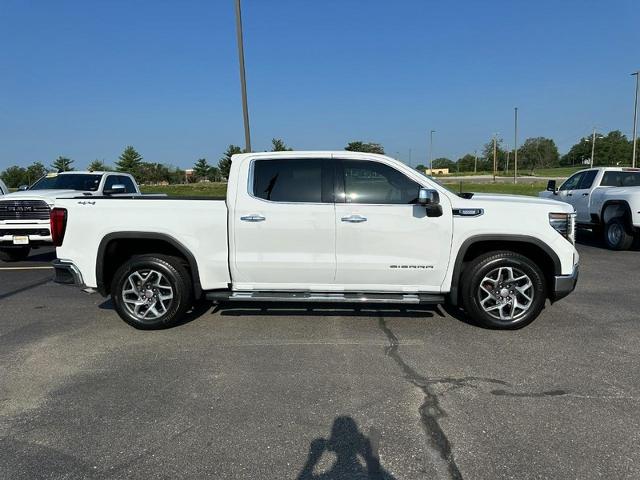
[0, 246, 31, 262]
[604, 218, 634, 251]
[111, 254, 193, 329]
[460, 251, 547, 330]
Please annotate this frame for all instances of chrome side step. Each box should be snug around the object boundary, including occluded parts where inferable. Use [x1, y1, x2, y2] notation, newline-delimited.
[205, 291, 444, 304]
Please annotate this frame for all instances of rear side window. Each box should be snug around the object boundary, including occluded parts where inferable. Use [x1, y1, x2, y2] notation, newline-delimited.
[252, 159, 327, 203]
[341, 160, 421, 204]
[601, 171, 640, 187]
[578, 170, 597, 189]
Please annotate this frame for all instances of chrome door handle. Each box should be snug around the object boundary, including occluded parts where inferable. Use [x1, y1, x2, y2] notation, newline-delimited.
[341, 215, 367, 223]
[240, 214, 266, 222]
[582, 193, 589, 197]
[567, 193, 573, 196]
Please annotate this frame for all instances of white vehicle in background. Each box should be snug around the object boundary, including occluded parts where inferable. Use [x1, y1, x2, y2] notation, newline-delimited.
[0, 171, 141, 261]
[0, 179, 8, 196]
[540, 167, 640, 250]
[52, 151, 579, 330]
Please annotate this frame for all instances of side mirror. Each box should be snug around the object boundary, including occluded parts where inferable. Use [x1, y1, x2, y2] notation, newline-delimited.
[418, 188, 443, 217]
[104, 184, 126, 195]
[18, 185, 29, 191]
[546, 180, 557, 194]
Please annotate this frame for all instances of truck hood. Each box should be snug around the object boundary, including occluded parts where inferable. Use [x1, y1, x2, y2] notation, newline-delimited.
[3, 189, 89, 203]
[466, 192, 569, 207]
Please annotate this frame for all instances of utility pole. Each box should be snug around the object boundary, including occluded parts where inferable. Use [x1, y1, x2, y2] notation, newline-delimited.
[409, 148, 412, 166]
[505, 144, 510, 174]
[514, 107, 518, 183]
[632, 72, 639, 168]
[429, 130, 435, 172]
[234, 0, 252, 152]
[474, 150, 477, 173]
[591, 127, 597, 168]
[492, 134, 498, 182]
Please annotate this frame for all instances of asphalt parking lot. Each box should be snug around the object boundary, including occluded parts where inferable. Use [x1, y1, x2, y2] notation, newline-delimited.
[1, 235, 639, 480]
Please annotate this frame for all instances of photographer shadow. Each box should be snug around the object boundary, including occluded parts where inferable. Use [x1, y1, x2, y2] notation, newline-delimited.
[297, 416, 396, 480]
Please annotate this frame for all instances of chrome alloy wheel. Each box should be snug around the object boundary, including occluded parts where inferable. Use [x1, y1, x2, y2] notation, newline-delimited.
[122, 269, 174, 321]
[477, 266, 534, 322]
[607, 222, 623, 246]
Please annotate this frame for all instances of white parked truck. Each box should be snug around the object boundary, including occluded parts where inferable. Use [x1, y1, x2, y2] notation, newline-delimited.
[539, 167, 640, 250]
[0, 171, 140, 261]
[51, 152, 579, 329]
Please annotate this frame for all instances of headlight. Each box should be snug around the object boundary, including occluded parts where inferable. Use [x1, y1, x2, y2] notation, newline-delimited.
[549, 212, 576, 244]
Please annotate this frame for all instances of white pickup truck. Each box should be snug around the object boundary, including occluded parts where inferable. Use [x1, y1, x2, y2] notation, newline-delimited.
[539, 167, 640, 250]
[51, 151, 579, 330]
[0, 171, 140, 261]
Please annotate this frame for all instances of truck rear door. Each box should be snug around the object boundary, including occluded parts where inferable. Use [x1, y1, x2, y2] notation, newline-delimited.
[231, 157, 336, 289]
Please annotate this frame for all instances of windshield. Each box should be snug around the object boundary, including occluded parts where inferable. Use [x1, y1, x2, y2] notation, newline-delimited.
[30, 173, 103, 191]
[414, 169, 460, 195]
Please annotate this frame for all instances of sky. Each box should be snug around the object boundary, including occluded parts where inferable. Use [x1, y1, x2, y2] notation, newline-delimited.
[1, 0, 639, 170]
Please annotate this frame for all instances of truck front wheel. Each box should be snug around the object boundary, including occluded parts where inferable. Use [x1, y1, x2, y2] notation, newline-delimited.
[111, 254, 193, 329]
[461, 251, 547, 329]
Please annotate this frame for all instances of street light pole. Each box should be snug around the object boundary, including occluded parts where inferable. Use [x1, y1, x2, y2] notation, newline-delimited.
[591, 127, 597, 168]
[234, 0, 252, 152]
[474, 150, 477, 173]
[429, 130, 435, 172]
[632, 71, 639, 168]
[493, 134, 497, 182]
[514, 107, 518, 183]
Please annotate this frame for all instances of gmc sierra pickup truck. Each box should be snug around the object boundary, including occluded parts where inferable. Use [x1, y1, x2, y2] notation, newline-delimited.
[539, 167, 640, 250]
[0, 171, 140, 261]
[51, 151, 579, 329]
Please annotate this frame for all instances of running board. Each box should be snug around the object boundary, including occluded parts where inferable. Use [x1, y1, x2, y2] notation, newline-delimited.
[205, 291, 444, 305]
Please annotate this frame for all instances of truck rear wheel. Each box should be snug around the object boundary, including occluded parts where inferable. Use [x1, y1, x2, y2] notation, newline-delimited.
[0, 246, 31, 262]
[604, 218, 634, 250]
[111, 255, 193, 329]
[461, 251, 546, 330]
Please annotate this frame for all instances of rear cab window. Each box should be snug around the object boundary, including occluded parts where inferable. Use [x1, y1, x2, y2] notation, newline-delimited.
[601, 171, 640, 187]
[251, 158, 333, 203]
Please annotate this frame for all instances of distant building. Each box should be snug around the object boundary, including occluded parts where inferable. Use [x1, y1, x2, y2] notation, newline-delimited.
[424, 168, 450, 176]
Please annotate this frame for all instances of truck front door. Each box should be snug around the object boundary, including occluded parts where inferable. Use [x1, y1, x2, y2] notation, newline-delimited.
[232, 157, 336, 289]
[333, 158, 453, 292]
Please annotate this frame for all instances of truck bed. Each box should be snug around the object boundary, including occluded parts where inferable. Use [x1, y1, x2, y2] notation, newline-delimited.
[55, 196, 231, 290]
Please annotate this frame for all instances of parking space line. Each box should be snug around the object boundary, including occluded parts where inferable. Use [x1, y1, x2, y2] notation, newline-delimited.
[0, 266, 53, 271]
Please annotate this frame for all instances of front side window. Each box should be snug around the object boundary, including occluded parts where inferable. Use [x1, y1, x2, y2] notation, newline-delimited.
[30, 174, 103, 191]
[341, 160, 420, 204]
[252, 159, 325, 203]
[559, 172, 584, 191]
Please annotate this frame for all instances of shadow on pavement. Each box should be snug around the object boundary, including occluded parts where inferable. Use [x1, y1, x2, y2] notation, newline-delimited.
[297, 416, 396, 480]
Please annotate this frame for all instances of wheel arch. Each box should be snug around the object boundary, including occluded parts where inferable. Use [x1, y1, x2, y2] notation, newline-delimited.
[448, 235, 561, 305]
[96, 232, 202, 298]
[601, 200, 632, 226]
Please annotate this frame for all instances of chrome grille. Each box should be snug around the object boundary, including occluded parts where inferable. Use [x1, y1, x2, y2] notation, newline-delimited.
[0, 200, 51, 221]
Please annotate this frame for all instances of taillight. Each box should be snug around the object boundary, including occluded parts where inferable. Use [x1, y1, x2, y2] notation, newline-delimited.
[50, 208, 67, 247]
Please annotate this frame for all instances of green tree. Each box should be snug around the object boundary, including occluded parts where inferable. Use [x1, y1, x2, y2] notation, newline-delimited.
[25, 162, 47, 184]
[0, 166, 27, 188]
[116, 146, 143, 179]
[562, 130, 632, 167]
[271, 138, 292, 151]
[193, 158, 212, 181]
[344, 141, 385, 154]
[415, 164, 426, 172]
[481, 138, 507, 172]
[218, 145, 242, 180]
[51, 156, 74, 172]
[88, 159, 110, 172]
[457, 154, 477, 172]
[517, 137, 560, 173]
[139, 162, 172, 184]
[432, 157, 456, 170]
